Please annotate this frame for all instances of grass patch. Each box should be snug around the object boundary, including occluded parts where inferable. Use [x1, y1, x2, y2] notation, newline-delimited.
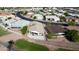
[47, 33, 57, 39]
[0, 27, 10, 36]
[55, 48, 73, 51]
[15, 39, 49, 51]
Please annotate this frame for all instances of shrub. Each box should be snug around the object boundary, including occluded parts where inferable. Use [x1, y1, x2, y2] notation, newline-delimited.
[59, 16, 66, 22]
[68, 21, 76, 26]
[64, 30, 79, 42]
[64, 12, 69, 16]
[20, 26, 27, 35]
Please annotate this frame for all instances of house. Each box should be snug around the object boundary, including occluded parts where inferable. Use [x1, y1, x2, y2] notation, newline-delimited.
[27, 21, 46, 40]
[26, 11, 34, 18]
[65, 16, 79, 23]
[32, 14, 43, 21]
[45, 24, 66, 35]
[0, 13, 15, 19]
[32, 7, 43, 11]
[3, 19, 30, 28]
[0, 13, 15, 24]
[45, 15, 60, 22]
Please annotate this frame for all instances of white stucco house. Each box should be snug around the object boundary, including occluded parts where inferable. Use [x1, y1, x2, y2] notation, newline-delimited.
[32, 14, 43, 21]
[27, 21, 46, 40]
[26, 11, 34, 18]
[0, 13, 16, 24]
[4, 19, 30, 28]
[45, 15, 60, 22]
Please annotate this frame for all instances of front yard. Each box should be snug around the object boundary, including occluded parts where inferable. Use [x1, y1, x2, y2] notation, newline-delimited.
[15, 39, 49, 51]
[0, 27, 10, 36]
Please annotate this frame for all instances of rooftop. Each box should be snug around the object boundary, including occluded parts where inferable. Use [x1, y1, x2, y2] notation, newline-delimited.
[28, 21, 45, 33]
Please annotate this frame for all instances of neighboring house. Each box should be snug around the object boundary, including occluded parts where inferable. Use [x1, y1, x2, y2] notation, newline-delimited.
[4, 19, 30, 28]
[27, 11, 34, 18]
[0, 13, 15, 19]
[32, 14, 43, 21]
[45, 24, 66, 35]
[32, 7, 43, 11]
[27, 21, 46, 40]
[65, 16, 79, 23]
[45, 15, 60, 22]
[0, 13, 15, 24]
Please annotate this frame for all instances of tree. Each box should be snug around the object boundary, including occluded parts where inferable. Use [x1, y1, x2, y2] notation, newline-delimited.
[64, 12, 69, 16]
[33, 16, 37, 20]
[0, 7, 5, 10]
[43, 15, 46, 20]
[59, 16, 66, 22]
[68, 21, 76, 26]
[7, 40, 14, 51]
[20, 26, 28, 35]
[23, 11, 28, 15]
[7, 17, 12, 19]
[64, 30, 79, 42]
[20, 11, 24, 14]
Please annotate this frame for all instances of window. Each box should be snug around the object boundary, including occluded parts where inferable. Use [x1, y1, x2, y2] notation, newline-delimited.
[48, 18, 50, 20]
[31, 32, 38, 36]
[39, 33, 43, 36]
[5, 23, 8, 27]
[52, 18, 54, 21]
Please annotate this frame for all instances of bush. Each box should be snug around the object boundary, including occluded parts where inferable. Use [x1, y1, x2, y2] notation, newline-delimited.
[64, 12, 69, 16]
[68, 21, 76, 26]
[7, 17, 12, 19]
[33, 16, 37, 20]
[59, 16, 66, 22]
[20, 26, 27, 35]
[64, 30, 79, 42]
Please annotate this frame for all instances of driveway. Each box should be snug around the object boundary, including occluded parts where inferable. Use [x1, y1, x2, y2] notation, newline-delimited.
[27, 37, 79, 51]
[0, 33, 23, 43]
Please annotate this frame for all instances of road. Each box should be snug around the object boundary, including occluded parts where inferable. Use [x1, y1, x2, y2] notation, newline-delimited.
[16, 12, 79, 26]
[16, 12, 68, 25]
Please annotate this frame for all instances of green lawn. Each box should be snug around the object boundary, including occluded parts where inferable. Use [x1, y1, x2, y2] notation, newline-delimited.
[15, 39, 49, 51]
[0, 27, 10, 36]
[55, 48, 73, 51]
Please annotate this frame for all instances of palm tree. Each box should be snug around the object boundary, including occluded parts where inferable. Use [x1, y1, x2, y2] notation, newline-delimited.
[7, 40, 14, 51]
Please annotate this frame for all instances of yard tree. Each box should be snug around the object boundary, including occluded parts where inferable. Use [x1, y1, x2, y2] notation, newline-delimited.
[7, 40, 14, 51]
[20, 26, 28, 35]
[59, 16, 66, 22]
[33, 16, 37, 20]
[64, 12, 69, 16]
[64, 30, 79, 42]
[23, 11, 28, 15]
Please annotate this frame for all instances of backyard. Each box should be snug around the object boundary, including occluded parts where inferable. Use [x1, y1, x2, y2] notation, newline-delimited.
[15, 39, 49, 51]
